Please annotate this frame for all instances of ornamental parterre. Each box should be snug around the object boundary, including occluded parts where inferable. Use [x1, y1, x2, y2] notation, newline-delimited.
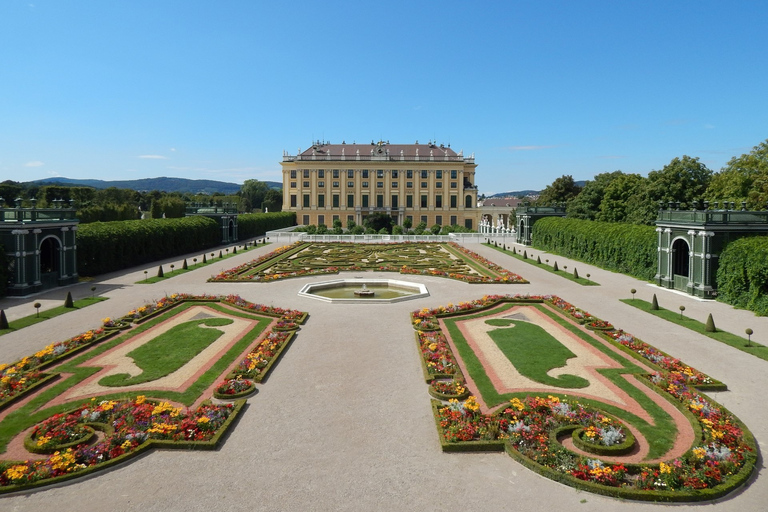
[207, 241, 528, 284]
[416, 294, 756, 501]
[0, 293, 307, 493]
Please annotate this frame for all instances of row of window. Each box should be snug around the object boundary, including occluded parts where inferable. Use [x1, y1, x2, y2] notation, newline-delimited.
[289, 169, 461, 180]
[291, 194, 473, 209]
[301, 214, 472, 229]
[290, 181, 459, 189]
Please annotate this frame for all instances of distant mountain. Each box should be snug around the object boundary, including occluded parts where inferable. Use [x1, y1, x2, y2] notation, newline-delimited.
[28, 177, 281, 195]
[488, 189, 541, 198]
[488, 180, 587, 198]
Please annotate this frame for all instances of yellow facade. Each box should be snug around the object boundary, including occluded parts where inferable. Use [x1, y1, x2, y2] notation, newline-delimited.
[281, 141, 480, 229]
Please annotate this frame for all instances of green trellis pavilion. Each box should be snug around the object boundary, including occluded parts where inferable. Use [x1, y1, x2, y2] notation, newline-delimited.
[655, 202, 768, 298]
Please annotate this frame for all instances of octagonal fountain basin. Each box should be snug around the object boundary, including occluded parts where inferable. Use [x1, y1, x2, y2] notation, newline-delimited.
[298, 278, 429, 303]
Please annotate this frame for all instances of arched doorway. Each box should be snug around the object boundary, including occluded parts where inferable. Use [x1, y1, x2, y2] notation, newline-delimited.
[671, 238, 690, 290]
[39, 236, 61, 290]
[228, 219, 235, 241]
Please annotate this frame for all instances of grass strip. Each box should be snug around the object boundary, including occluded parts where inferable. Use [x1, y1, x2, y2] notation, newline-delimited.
[485, 242, 599, 285]
[621, 298, 768, 362]
[136, 244, 266, 284]
[0, 297, 108, 336]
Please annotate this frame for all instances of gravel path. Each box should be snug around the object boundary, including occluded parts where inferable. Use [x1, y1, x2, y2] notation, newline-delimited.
[0, 241, 766, 511]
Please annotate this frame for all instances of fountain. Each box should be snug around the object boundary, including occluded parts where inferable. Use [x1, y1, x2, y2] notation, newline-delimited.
[354, 284, 375, 297]
[298, 279, 428, 303]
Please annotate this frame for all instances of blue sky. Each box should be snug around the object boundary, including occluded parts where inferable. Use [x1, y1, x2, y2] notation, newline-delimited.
[1, 1, 766, 194]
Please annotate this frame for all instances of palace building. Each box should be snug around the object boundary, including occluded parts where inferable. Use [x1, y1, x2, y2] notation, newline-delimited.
[281, 140, 480, 229]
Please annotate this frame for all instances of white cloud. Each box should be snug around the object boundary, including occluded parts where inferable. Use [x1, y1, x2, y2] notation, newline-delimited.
[138, 155, 169, 160]
[25, 161, 44, 167]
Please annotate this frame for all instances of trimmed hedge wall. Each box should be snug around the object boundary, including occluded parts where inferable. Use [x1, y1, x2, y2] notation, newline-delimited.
[0, 243, 7, 298]
[532, 217, 657, 280]
[237, 211, 296, 239]
[716, 236, 768, 315]
[77, 216, 220, 276]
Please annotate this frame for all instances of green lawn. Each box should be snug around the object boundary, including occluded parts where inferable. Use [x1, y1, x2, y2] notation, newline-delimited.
[484, 318, 589, 388]
[99, 318, 234, 386]
[441, 302, 682, 459]
[485, 243, 599, 285]
[621, 298, 768, 361]
[0, 297, 108, 337]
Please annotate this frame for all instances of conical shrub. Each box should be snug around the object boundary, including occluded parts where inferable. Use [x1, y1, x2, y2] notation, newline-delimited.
[219, 250, 223, 258]
[202, 254, 207, 263]
[182, 259, 188, 270]
[651, 294, 659, 310]
[157, 265, 164, 278]
[573, 268, 579, 279]
[705, 313, 716, 332]
[233, 247, 237, 254]
[523, 250, 527, 259]
[0, 310, 8, 330]
[553, 261, 559, 271]
[64, 291, 74, 308]
[536, 256, 541, 264]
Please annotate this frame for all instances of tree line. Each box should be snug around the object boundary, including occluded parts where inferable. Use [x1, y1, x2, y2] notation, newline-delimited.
[0, 179, 282, 223]
[532, 139, 768, 224]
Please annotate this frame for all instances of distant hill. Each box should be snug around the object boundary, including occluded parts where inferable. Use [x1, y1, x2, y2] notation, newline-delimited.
[488, 180, 587, 198]
[28, 177, 281, 195]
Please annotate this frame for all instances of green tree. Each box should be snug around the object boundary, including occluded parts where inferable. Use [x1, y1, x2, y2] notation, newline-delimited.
[596, 173, 645, 223]
[626, 156, 712, 225]
[538, 175, 582, 205]
[567, 171, 625, 220]
[707, 139, 768, 208]
[402, 217, 412, 230]
[363, 212, 393, 233]
[238, 179, 270, 212]
[261, 188, 283, 212]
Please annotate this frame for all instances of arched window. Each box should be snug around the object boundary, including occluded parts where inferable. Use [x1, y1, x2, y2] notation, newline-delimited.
[465, 195, 472, 208]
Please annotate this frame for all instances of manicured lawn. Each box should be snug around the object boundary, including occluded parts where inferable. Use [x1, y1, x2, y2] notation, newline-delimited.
[0, 297, 108, 336]
[484, 318, 589, 388]
[485, 243, 599, 285]
[99, 317, 234, 386]
[621, 298, 768, 361]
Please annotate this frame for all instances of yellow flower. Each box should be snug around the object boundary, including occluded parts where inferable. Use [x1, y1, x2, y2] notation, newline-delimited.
[36, 435, 51, 447]
[121, 440, 132, 450]
[5, 465, 29, 481]
[509, 398, 525, 411]
[659, 462, 672, 474]
[197, 416, 210, 424]
[464, 396, 480, 412]
[692, 447, 706, 459]
[135, 395, 146, 405]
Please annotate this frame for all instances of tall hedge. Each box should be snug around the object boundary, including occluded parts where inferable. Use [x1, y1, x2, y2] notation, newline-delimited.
[237, 211, 296, 239]
[0, 244, 7, 298]
[532, 217, 657, 280]
[716, 236, 768, 315]
[77, 216, 220, 276]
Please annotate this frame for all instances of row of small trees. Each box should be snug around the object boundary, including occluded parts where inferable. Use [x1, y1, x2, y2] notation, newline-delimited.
[534, 139, 768, 225]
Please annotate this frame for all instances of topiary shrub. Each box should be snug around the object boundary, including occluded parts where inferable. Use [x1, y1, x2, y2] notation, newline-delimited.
[157, 265, 164, 278]
[705, 313, 716, 332]
[0, 309, 8, 330]
[651, 294, 659, 310]
[573, 268, 579, 279]
[64, 292, 74, 308]
[182, 259, 188, 270]
[553, 261, 559, 272]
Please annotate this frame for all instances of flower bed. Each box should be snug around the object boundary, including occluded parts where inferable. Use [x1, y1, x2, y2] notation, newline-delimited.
[229, 330, 295, 383]
[213, 377, 256, 399]
[207, 242, 528, 284]
[416, 330, 461, 382]
[421, 295, 756, 501]
[428, 379, 471, 400]
[0, 397, 245, 494]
